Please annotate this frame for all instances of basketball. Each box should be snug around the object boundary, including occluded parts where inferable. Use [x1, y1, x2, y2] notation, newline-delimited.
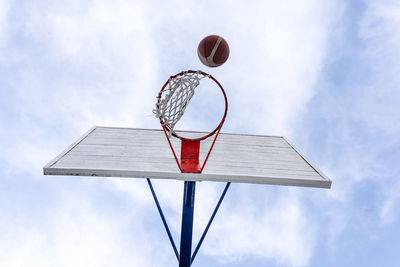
[197, 35, 229, 67]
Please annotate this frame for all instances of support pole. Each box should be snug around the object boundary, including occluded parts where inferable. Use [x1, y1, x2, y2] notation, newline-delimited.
[179, 181, 196, 267]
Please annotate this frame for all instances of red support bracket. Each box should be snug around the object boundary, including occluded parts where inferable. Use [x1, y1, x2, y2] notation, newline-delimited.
[181, 140, 201, 173]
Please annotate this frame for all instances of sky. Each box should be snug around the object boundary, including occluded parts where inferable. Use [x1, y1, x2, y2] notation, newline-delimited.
[1, 0, 400, 266]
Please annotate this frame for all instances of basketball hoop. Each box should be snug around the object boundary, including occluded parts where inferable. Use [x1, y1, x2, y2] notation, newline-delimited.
[153, 70, 228, 173]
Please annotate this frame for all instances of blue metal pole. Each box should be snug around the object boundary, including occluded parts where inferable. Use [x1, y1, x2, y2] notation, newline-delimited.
[146, 178, 180, 262]
[179, 181, 196, 267]
[191, 182, 231, 264]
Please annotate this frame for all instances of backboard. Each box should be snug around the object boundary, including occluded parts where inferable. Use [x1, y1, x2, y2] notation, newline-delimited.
[43, 126, 331, 188]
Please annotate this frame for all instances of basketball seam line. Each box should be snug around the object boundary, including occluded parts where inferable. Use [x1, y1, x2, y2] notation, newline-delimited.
[206, 37, 222, 67]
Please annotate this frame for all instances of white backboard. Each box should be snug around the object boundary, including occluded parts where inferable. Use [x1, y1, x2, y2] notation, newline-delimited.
[43, 126, 331, 188]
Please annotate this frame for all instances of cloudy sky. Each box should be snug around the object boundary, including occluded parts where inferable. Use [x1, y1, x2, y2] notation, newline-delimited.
[1, 0, 399, 266]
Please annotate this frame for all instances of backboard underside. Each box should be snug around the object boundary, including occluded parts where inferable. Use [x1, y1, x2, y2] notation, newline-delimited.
[43, 126, 331, 188]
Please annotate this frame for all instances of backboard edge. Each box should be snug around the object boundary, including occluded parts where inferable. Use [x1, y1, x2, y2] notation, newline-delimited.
[282, 136, 332, 187]
[43, 167, 331, 189]
[95, 125, 285, 139]
[43, 126, 98, 170]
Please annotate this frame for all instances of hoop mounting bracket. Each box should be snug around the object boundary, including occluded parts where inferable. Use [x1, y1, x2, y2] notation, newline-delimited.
[181, 140, 201, 173]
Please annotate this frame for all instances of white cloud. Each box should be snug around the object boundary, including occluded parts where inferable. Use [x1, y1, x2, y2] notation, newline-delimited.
[0, 188, 158, 267]
[380, 180, 400, 225]
[200, 188, 316, 266]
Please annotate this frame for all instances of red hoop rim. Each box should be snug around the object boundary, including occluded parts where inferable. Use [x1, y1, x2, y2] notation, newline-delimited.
[156, 70, 228, 142]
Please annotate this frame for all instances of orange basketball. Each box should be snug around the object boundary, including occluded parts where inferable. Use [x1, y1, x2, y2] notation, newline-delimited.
[197, 35, 229, 67]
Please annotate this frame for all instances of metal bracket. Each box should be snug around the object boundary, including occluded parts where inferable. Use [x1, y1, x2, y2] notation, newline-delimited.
[147, 178, 180, 261]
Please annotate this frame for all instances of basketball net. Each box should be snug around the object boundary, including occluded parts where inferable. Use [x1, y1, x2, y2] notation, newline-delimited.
[153, 71, 208, 137]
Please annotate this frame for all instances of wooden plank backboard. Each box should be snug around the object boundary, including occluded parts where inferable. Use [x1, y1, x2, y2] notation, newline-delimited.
[43, 126, 331, 188]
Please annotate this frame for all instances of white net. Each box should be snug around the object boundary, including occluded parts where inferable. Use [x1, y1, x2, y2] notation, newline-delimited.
[153, 71, 208, 135]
